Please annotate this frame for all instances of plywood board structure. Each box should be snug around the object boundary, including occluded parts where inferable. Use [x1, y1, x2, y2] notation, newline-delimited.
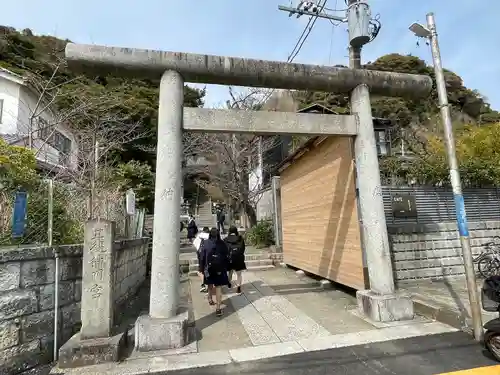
[279, 136, 366, 290]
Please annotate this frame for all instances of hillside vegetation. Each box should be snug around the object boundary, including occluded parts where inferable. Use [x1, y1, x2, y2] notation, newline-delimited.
[2, 26, 500, 198]
[294, 54, 500, 186]
[0, 26, 205, 211]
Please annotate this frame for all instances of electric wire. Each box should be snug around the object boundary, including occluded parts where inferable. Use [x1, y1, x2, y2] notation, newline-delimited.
[328, 0, 339, 63]
[288, 0, 327, 61]
[258, 0, 329, 107]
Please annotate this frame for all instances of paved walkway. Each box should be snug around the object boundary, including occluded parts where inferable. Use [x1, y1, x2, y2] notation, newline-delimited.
[53, 323, 462, 374]
[399, 277, 497, 330]
[53, 268, 464, 375]
[192, 267, 417, 352]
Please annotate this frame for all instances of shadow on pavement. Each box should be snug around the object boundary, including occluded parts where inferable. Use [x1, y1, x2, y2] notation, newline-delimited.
[153, 332, 498, 375]
[191, 275, 350, 340]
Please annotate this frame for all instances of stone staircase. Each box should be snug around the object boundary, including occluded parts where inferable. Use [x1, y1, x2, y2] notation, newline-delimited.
[196, 200, 215, 229]
[179, 244, 282, 275]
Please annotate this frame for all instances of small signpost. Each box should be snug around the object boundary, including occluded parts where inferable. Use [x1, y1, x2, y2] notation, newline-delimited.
[12, 190, 28, 238]
[125, 189, 136, 239]
[125, 189, 136, 216]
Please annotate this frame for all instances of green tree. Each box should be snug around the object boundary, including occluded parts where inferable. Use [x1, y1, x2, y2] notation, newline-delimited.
[0, 138, 38, 188]
[382, 122, 500, 187]
[113, 160, 155, 210]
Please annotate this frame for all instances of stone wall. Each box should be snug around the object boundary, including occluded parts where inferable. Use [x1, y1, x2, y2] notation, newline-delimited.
[112, 238, 148, 309]
[389, 220, 500, 282]
[0, 244, 83, 375]
[0, 237, 150, 374]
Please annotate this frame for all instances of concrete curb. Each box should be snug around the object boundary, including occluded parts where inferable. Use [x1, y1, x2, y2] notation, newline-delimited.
[50, 321, 458, 375]
[412, 298, 469, 331]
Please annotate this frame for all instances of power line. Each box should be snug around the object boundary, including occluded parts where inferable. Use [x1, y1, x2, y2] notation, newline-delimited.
[288, 0, 328, 62]
[259, 0, 329, 106]
[287, 15, 315, 62]
[327, 0, 339, 63]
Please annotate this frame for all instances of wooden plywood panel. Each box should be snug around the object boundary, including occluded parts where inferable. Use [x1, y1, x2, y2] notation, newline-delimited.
[280, 136, 365, 290]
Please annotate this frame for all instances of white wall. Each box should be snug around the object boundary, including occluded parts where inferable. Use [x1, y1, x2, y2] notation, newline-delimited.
[248, 164, 263, 194]
[255, 187, 273, 221]
[18, 86, 79, 171]
[0, 74, 21, 134]
[248, 137, 264, 194]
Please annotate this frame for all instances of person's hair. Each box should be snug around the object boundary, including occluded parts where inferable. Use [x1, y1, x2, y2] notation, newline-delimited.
[202, 227, 210, 233]
[228, 226, 238, 235]
[209, 227, 220, 240]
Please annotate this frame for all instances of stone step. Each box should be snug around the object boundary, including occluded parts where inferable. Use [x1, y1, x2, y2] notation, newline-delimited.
[180, 253, 283, 266]
[188, 259, 274, 271]
[186, 264, 275, 276]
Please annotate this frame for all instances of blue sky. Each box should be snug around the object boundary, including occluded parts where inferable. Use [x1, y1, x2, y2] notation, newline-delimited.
[2, 0, 498, 110]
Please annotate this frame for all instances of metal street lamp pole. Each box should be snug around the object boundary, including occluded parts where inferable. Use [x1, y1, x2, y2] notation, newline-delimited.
[410, 13, 483, 341]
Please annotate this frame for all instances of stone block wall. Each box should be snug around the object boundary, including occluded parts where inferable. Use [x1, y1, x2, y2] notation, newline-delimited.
[389, 220, 500, 283]
[0, 245, 83, 375]
[112, 238, 149, 308]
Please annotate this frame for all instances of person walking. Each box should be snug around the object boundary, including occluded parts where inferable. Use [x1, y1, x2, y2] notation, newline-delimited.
[225, 226, 246, 294]
[216, 208, 225, 235]
[193, 227, 210, 293]
[198, 227, 230, 316]
[186, 215, 198, 243]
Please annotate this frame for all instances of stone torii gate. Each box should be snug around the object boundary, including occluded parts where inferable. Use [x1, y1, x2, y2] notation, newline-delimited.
[65, 43, 432, 351]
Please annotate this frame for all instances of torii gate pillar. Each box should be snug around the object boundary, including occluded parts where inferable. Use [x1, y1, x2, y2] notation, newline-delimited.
[134, 70, 188, 351]
[351, 85, 414, 323]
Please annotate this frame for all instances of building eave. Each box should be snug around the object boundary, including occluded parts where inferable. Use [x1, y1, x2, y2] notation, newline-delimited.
[0, 67, 26, 86]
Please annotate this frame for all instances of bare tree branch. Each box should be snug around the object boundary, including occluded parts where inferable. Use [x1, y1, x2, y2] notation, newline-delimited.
[183, 87, 280, 226]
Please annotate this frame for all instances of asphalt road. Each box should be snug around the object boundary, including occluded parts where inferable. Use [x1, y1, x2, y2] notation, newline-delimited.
[159, 331, 500, 375]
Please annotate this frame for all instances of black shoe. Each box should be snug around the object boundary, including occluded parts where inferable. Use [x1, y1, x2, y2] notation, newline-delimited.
[237, 286, 242, 294]
[216, 309, 223, 317]
[228, 282, 232, 288]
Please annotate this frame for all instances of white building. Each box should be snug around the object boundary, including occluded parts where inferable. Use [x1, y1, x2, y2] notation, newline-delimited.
[0, 68, 78, 173]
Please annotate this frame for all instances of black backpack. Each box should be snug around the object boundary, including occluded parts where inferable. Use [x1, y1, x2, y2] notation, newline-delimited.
[207, 242, 225, 275]
[228, 242, 243, 260]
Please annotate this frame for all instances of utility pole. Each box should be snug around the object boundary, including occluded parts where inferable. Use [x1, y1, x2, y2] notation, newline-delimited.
[347, 0, 362, 69]
[410, 13, 483, 341]
[346, 0, 399, 298]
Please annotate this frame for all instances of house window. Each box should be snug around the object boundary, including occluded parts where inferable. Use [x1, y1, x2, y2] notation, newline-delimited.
[38, 118, 52, 140]
[39, 121, 72, 165]
[53, 131, 72, 165]
[0, 99, 3, 124]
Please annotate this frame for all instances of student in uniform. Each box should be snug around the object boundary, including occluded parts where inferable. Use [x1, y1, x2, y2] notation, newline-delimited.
[193, 227, 210, 292]
[186, 215, 198, 243]
[225, 226, 246, 294]
[198, 228, 230, 316]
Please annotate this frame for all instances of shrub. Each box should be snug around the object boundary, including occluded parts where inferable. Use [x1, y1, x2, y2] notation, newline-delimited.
[246, 220, 274, 248]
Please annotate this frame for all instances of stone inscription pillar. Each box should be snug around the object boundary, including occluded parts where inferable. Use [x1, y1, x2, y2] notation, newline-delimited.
[80, 219, 115, 339]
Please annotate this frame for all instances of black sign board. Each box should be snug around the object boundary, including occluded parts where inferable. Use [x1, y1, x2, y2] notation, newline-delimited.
[391, 194, 417, 218]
